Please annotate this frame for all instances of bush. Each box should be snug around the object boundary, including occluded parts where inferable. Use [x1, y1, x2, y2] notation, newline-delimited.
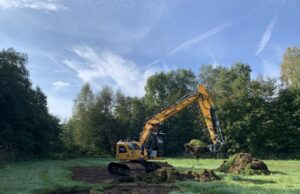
[48, 147, 108, 160]
[48, 152, 80, 160]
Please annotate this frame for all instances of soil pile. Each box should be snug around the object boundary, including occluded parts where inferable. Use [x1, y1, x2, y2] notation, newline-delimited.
[114, 167, 221, 183]
[218, 153, 270, 175]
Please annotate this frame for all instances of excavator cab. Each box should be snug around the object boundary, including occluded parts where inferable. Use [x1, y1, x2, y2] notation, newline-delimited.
[116, 141, 144, 161]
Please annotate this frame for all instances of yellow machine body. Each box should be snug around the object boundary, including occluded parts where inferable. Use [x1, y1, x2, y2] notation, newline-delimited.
[116, 141, 145, 161]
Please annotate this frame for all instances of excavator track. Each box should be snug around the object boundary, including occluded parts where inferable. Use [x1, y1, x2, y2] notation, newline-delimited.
[108, 161, 173, 176]
[151, 161, 174, 169]
[108, 162, 146, 176]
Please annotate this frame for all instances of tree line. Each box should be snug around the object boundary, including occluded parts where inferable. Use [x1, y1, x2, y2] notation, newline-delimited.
[0, 49, 62, 162]
[0, 48, 299, 161]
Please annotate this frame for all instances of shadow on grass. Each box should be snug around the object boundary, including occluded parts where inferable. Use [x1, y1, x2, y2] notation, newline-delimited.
[176, 181, 300, 194]
[34, 185, 90, 194]
[271, 171, 287, 175]
[232, 176, 276, 184]
[34, 184, 113, 194]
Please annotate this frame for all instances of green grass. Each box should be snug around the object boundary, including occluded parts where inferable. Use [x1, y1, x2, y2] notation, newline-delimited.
[0, 158, 112, 194]
[164, 158, 300, 194]
[0, 157, 299, 194]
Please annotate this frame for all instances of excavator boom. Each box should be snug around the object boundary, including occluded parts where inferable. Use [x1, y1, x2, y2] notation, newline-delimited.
[139, 84, 224, 148]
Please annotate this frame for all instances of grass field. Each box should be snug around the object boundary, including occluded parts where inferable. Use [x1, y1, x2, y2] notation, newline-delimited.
[0, 157, 299, 194]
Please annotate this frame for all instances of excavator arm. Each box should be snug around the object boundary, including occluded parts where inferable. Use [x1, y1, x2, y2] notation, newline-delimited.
[196, 85, 224, 146]
[139, 84, 224, 150]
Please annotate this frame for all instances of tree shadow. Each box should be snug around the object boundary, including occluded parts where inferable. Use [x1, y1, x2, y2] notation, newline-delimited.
[270, 171, 287, 175]
[232, 176, 276, 184]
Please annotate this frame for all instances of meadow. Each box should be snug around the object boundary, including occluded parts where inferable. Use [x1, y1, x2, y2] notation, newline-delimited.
[0, 157, 299, 194]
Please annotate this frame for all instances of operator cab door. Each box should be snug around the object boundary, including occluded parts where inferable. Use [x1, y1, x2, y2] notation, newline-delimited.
[116, 144, 130, 160]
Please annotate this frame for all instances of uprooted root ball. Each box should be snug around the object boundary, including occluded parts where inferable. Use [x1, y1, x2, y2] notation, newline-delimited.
[218, 153, 270, 175]
[184, 143, 209, 158]
[193, 169, 221, 181]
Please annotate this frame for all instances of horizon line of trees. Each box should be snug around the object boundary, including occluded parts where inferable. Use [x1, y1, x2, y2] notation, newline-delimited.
[1, 47, 300, 162]
[64, 48, 300, 158]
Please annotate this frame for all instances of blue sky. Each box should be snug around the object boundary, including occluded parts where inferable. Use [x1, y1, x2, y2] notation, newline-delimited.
[0, 0, 299, 119]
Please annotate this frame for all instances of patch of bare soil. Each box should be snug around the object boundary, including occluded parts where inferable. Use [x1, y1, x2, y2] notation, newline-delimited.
[114, 167, 220, 184]
[72, 166, 220, 185]
[70, 167, 179, 194]
[104, 183, 179, 194]
[70, 166, 220, 194]
[72, 167, 120, 183]
[47, 189, 89, 194]
[218, 153, 270, 175]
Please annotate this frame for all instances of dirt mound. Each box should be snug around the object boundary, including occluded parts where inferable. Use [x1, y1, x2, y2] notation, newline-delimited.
[114, 167, 221, 183]
[135, 167, 182, 183]
[218, 153, 270, 175]
[105, 183, 179, 194]
[72, 167, 120, 183]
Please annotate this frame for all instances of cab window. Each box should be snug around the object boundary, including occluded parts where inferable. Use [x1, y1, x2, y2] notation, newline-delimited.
[119, 145, 127, 153]
[127, 142, 140, 150]
[132, 143, 140, 150]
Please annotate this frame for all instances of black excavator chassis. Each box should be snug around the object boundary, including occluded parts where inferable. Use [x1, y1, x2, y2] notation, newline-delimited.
[108, 161, 173, 176]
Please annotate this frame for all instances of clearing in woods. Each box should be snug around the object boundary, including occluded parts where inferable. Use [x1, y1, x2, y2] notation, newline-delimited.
[0, 157, 299, 194]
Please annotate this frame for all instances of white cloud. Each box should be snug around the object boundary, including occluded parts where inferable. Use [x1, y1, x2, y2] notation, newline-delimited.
[0, 0, 68, 11]
[53, 81, 71, 90]
[47, 95, 73, 120]
[256, 18, 276, 55]
[261, 59, 280, 78]
[168, 20, 236, 55]
[63, 45, 160, 97]
[259, 46, 284, 78]
[209, 53, 220, 68]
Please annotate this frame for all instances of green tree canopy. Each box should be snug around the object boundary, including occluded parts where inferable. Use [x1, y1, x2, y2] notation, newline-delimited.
[0, 48, 62, 156]
[281, 47, 300, 88]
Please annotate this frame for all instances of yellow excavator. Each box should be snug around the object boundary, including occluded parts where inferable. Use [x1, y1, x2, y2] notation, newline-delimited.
[108, 84, 224, 175]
